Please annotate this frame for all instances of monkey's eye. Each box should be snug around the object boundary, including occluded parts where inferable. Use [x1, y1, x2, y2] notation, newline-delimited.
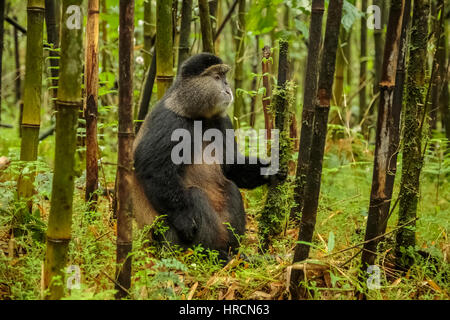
[214, 75, 221, 81]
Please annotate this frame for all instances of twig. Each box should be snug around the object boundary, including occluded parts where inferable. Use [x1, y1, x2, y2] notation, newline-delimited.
[358, 92, 380, 128]
[323, 218, 418, 258]
[100, 270, 131, 296]
[213, 0, 238, 41]
[339, 248, 363, 267]
[5, 16, 27, 34]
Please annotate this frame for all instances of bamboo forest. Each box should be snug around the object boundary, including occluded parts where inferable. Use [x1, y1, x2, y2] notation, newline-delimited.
[0, 0, 449, 303]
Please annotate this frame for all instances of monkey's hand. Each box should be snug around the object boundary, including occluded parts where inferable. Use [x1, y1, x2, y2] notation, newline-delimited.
[263, 162, 288, 185]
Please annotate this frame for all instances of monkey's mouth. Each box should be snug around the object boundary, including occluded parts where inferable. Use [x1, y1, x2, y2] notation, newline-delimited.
[223, 90, 234, 105]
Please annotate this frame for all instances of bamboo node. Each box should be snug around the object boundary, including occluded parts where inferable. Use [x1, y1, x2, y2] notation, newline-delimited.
[21, 123, 41, 128]
[46, 237, 71, 244]
[56, 100, 83, 108]
[27, 6, 45, 13]
[156, 75, 174, 82]
[117, 132, 135, 138]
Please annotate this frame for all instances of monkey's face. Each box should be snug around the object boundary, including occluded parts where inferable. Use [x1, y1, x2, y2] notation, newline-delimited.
[200, 64, 233, 117]
[171, 63, 234, 119]
[208, 72, 233, 113]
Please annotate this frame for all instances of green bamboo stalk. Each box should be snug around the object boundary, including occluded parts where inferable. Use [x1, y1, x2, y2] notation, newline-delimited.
[43, 0, 84, 300]
[13, 17, 21, 105]
[258, 39, 291, 251]
[15, 0, 45, 236]
[233, 0, 245, 128]
[143, 0, 155, 71]
[438, 3, 449, 144]
[156, 0, 174, 99]
[177, 0, 192, 70]
[395, 0, 430, 269]
[198, 0, 215, 53]
[332, 29, 346, 108]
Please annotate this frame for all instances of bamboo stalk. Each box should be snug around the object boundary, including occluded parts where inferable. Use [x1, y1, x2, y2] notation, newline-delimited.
[249, 35, 258, 128]
[213, 0, 221, 53]
[44, 0, 84, 300]
[177, 0, 192, 70]
[360, 0, 407, 279]
[0, 0, 5, 122]
[209, 0, 218, 35]
[143, 0, 155, 71]
[290, 0, 344, 299]
[198, 0, 214, 53]
[100, 0, 109, 73]
[156, 0, 174, 99]
[45, 0, 60, 99]
[395, 0, 430, 269]
[373, 0, 384, 99]
[437, 2, 449, 143]
[429, 0, 445, 132]
[261, 45, 273, 140]
[290, 0, 325, 222]
[332, 29, 346, 108]
[13, 17, 21, 105]
[85, 0, 100, 210]
[136, 52, 156, 134]
[16, 0, 45, 236]
[233, 0, 245, 127]
[258, 39, 291, 251]
[115, 0, 135, 299]
[360, 0, 367, 124]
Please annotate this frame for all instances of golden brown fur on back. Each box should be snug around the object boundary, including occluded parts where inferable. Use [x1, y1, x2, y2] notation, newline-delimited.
[132, 125, 158, 229]
[183, 162, 230, 244]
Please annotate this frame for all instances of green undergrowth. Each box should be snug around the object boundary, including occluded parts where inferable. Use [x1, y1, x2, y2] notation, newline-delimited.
[0, 122, 449, 300]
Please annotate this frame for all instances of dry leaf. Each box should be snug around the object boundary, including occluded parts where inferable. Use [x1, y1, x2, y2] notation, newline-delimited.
[426, 279, 443, 293]
[324, 271, 332, 288]
[250, 291, 272, 300]
[222, 283, 238, 300]
[187, 282, 198, 300]
[392, 278, 402, 286]
[0, 156, 10, 170]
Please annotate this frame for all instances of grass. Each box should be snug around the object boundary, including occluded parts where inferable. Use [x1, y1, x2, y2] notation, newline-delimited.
[0, 115, 449, 300]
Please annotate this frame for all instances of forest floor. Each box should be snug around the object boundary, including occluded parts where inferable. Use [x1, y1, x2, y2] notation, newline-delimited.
[0, 120, 449, 300]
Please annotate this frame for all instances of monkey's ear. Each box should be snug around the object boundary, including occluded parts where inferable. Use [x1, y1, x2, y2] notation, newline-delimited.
[201, 64, 231, 77]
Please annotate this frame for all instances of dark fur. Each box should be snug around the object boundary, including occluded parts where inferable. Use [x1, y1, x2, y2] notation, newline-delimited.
[133, 53, 270, 261]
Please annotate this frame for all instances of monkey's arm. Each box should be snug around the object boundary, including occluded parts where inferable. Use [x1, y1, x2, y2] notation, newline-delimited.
[224, 161, 273, 189]
[218, 116, 274, 189]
